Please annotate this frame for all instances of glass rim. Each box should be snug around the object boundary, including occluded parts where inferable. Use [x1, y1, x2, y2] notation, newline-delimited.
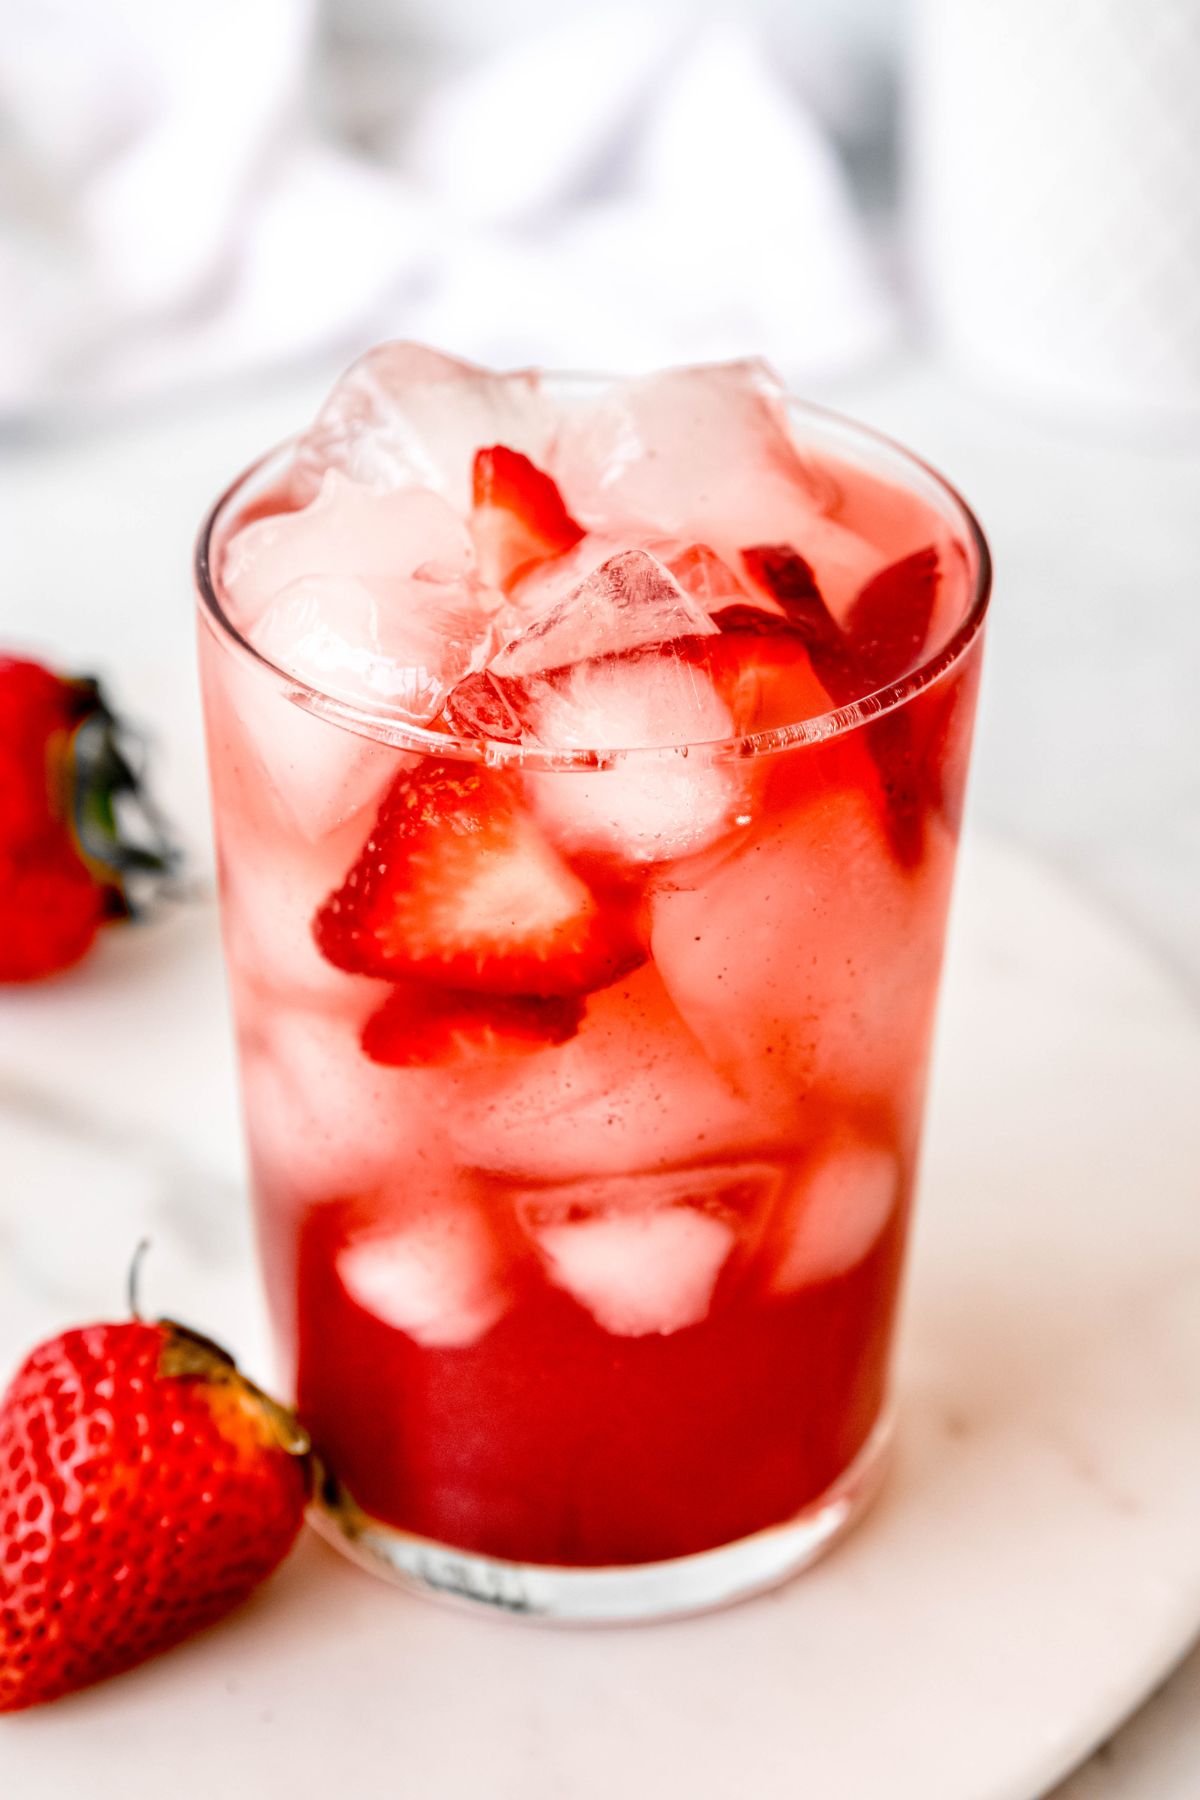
[194, 390, 992, 772]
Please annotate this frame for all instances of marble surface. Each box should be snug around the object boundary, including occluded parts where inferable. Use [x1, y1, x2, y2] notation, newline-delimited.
[1, 355, 1199, 1790]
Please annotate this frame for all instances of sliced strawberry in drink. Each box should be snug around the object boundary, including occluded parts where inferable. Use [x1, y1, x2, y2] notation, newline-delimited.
[314, 759, 643, 996]
[683, 582, 836, 735]
[740, 544, 856, 694]
[709, 602, 810, 638]
[739, 543, 945, 864]
[843, 548, 944, 866]
[362, 983, 583, 1067]
[743, 542, 941, 702]
[470, 445, 584, 591]
[741, 544, 826, 623]
[845, 546, 940, 690]
[857, 709, 926, 867]
[865, 657, 977, 865]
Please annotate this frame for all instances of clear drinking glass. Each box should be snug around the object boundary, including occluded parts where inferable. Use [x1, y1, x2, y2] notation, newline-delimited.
[196, 390, 990, 1623]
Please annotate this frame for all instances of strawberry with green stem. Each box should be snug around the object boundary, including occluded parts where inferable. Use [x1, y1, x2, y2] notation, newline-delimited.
[0, 656, 177, 981]
[0, 1253, 310, 1712]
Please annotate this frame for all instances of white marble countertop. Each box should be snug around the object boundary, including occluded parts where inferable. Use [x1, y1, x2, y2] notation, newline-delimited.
[1, 351, 1198, 1792]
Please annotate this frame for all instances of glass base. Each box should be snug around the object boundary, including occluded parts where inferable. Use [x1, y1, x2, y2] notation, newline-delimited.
[310, 1412, 893, 1626]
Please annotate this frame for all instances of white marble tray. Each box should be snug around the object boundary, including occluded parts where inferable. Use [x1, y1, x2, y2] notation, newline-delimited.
[2, 834, 1199, 1800]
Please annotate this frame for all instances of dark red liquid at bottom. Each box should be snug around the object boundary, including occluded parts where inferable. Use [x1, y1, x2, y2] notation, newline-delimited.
[293, 1203, 905, 1567]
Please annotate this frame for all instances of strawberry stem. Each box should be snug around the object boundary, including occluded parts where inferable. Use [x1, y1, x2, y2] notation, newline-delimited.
[157, 1322, 313, 1463]
[66, 680, 180, 914]
[127, 1237, 152, 1320]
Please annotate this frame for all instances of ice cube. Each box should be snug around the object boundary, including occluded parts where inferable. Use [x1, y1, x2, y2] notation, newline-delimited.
[436, 538, 633, 733]
[241, 1009, 433, 1203]
[201, 636, 395, 842]
[650, 768, 956, 1116]
[223, 471, 475, 632]
[518, 1171, 742, 1337]
[550, 359, 835, 547]
[492, 549, 717, 678]
[295, 341, 552, 511]
[235, 698, 393, 842]
[505, 534, 628, 626]
[769, 1140, 899, 1291]
[253, 569, 505, 726]
[458, 549, 741, 861]
[548, 361, 891, 622]
[336, 1204, 510, 1347]
[520, 652, 740, 862]
[216, 809, 391, 1008]
[534, 1208, 731, 1337]
[443, 964, 770, 1183]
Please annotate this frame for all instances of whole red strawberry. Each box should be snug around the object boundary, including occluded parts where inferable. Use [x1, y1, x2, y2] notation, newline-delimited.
[0, 655, 176, 981]
[0, 1316, 310, 1711]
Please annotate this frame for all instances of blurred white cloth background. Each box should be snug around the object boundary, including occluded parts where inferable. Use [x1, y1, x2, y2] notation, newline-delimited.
[0, 0, 893, 416]
[909, 0, 1200, 426]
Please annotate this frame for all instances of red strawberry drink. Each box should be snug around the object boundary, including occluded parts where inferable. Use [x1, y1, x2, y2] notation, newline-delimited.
[196, 347, 990, 1621]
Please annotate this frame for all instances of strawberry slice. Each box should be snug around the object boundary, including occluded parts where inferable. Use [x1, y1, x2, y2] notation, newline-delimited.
[361, 983, 583, 1067]
[470, 446, 584, 592]
[740, 544, 855, 694]
[740, 544, 944, 866]
[742, 543, 941, 701]
[845, 547, 941, 692]
[740, 544, 826, 623]
[314, 760, 643, 996]
[709, 602, 810, 639]
[678, 573, 838, 733]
